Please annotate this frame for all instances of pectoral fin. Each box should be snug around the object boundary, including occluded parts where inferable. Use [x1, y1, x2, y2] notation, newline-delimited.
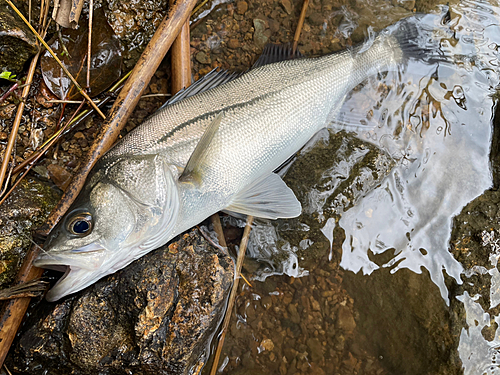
[225, 173, 302, 219]
[179, 113, 222, 185]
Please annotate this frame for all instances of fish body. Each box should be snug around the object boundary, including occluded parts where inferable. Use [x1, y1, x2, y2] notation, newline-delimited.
[36, 22, 416, 301]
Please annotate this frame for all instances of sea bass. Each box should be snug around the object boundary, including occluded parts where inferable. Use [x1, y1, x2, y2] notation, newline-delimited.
[35, 20, 425, 301]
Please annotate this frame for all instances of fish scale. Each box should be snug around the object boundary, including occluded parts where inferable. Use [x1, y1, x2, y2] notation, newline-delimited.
[35, 20, 422, 301]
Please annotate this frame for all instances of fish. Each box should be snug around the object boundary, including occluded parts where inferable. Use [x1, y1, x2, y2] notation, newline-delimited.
[35, 19, 433, 301]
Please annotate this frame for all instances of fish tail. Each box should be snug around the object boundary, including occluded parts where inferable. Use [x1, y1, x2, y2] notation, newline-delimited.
[382, 17, 447, 65]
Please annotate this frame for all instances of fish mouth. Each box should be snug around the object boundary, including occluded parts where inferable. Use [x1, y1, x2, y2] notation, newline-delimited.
[34, 243, 108, 301]
[42, 265, 90, 302]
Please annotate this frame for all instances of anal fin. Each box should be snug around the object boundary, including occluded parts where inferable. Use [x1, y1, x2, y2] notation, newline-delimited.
[225, 173, 302, 220]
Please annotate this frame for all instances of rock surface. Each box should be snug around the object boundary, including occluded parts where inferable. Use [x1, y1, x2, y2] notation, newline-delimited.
[0, 0, 38, 73]
[8, 230, 234, 375]
[0, 177, 59, 288]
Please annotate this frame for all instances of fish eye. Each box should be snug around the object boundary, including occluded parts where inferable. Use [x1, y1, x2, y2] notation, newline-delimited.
[67, 212, 93, 236]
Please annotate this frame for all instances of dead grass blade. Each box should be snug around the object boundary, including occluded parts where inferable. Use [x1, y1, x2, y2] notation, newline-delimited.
[0, 100, 85, 206]
[0, 279, 49, 301]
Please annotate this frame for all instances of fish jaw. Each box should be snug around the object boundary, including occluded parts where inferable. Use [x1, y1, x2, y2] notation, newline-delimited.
[34, 243, 113, 301]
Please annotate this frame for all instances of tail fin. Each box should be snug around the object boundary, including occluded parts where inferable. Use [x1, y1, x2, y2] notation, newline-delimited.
[383, 17, 448, 65]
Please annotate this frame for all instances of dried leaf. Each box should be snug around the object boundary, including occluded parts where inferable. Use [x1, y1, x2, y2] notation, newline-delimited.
[47, 164, 72, 191]
[41, 8, 122, 100]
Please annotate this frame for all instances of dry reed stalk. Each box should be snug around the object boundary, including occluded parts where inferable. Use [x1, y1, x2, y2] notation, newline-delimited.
[292, 0, 309, 55]
[210, 216, 254, 375]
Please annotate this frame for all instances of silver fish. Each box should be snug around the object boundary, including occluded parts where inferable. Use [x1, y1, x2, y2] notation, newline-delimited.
[35, 20, 423, 301]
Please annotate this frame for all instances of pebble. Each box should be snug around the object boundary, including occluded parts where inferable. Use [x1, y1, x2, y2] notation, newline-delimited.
[261, 338, 275, 351]
[253, 19, 269, 47]
[195, 51, 210, 64]
[307, 338, 324, 361]
[336, 305, 356, 333]
[228, 39, 240, 49]
[280, 0, 293, 14]
[47, 163, 72, 191]
[236, 0, 248, 15]
[287, 303, 301, 324]
[0, 131, 7, 140]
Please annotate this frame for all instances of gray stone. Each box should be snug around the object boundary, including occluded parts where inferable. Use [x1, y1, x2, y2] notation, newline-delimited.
[253, 19, 268, 48]
[8, 230, 234, 375]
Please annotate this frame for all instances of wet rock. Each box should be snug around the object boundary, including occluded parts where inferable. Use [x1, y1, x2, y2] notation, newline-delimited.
[98, 0, 170, 67]
[392, 0, 416, 10]
[8, 229, 234, 375]
[0, 1, 38, 73]
[0, 177, 59, 287]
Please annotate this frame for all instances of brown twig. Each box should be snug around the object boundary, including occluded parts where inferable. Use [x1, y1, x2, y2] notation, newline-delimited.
[211, 214, 227, 249]
[0, 243, 45, 366]
[0, 49, 40, 197]
[0, 279, 48, 301]
[87, 0, 93, 90]
[0, 82, 19, 105]
[292, 0, 309, 55]
[210, 216, 254, 375]
[5, 0, 106, 119]
[171, 19, 191, 93]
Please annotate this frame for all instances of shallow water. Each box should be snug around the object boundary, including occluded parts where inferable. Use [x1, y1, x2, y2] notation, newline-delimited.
[191, 0, 500, 373]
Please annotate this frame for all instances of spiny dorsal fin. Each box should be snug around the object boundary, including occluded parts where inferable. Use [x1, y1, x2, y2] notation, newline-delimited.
[252, 43, 305, 69]
[178, 113, 223, 185]
[160, 69, 240, 109]
[161, 45, 305, 110]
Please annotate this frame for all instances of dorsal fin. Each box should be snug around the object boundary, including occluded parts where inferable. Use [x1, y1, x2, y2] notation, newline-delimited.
[178, 113, 223, 185]
[161, 44, 305, 110]
[160, 69, 241, 109]
[252, 43, 304, 69]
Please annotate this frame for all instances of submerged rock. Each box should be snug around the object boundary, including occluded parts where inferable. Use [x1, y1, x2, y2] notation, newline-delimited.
[8, 230, 234, 375]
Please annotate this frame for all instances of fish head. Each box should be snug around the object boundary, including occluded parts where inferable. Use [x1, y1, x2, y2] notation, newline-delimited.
[35, 155, 181, 301]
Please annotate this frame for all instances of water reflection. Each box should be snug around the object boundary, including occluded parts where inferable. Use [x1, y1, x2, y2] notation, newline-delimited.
[242, 0, 500, 372]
